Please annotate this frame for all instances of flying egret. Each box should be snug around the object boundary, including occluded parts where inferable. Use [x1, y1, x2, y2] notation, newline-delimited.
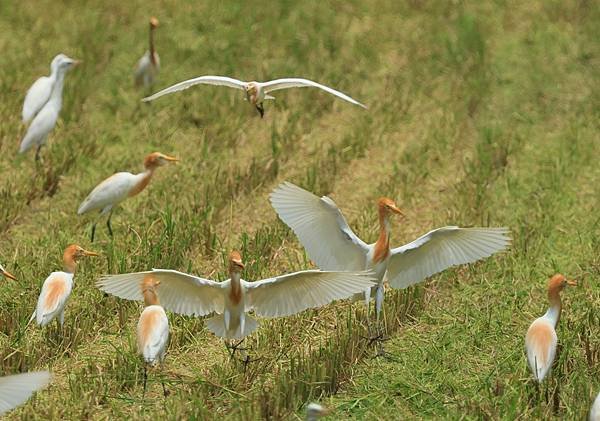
[137, 275, 169, 396]
[0, 371, 51, 415]
[142, 76, 366, 118]
[525, 274, 576, 382]
[29, 245, 99, 327]
[20, 54, 80, 160]
[0, 263, 17, 281]
[306, 402, 330, 420]
[97, 251, 376, 344]
[270, 181, 511, 339]
[134, 17, 160, 88]
[591, 391, 600, 421]
[77, 152, 178, 242]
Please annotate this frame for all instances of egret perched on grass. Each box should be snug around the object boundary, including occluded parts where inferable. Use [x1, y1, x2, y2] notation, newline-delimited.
[77, 152, 178, 241]
[0, 371, 51, 415]
[0, 263, 17, 281]
[142, 76, 366, 118]
[137, 275, 169, 396]
[591, 391, 600, 421]
[525, 274, 576, 382]
[97, 251, 376, 344]
[134, 17, 160, 88]
[30, 245, 98, 327]
[20, 54, 80, 160]
[270, 181, 511, 339]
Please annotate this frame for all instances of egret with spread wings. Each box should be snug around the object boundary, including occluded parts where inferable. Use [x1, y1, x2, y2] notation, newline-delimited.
[142, 76, 366, 118]
[270, 181, 511, 338]
[97, 251, 375, 343]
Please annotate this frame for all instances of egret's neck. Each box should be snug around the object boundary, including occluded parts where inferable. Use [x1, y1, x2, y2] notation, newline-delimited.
[373, 212, 391, 264]
[149, 28, 157, 65]
[544, 290, 562, 327]
[142, 289, 159, 306]
[128, 169, 155, 198]
[48, 70, 66, 107]
[63, 256, 77, 274]
[229, 270, 242, 303]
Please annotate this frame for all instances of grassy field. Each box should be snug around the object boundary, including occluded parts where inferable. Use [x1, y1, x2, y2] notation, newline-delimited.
[0, 0, 598, 419]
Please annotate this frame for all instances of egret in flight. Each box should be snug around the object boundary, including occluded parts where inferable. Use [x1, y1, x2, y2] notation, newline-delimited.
[0, 371, 51, 415]
[525, 274, 576, 382]
[270, 181, 511, 339]
[134, 17, 160, 88]
[30, 245, 99, 327]
[142, 76, 366, 118]
[137, 275, 169, 396]
[0, 263, 17, 281]
[20, 54, 80, 160]
[97, 251, 376, 344]
[77, 152, 178, 241]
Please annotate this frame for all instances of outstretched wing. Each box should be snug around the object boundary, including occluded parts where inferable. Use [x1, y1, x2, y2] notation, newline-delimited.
[246, 270, 376, 317]
[270, 182, 369, 271]
[97, 269, 225, 316]
[0, 371, 51, 415]
[261, 78, 366, 108]
[142, 76, 246, 102]
[387, 227, 511, 289]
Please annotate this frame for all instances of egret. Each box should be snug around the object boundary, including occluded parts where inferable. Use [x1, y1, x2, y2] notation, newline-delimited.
[97, 251, 376, 343]
[77, 152, 178, 241]
[20, 54, 80, 160]
[137, 275, 169, 396]
[270, 181, 511, 339]
[0, 263, 17, 281]
[134, 17, 160, 88]
[525, 274, 576, 382]
[0, 371, 51, 415]
[29, 245, 98, 327]
[591, 391, 600, 421]
[142, 76, 366, 118]
[306, 402, 330, 420]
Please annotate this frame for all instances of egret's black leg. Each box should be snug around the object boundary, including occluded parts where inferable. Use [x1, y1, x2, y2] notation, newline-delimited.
[161, 379, 169, 397]
[143, 365, 148, 398]
[90, 222, 97, 242]
[256, 103, 265, 118]
[106, 212, 114, 238]
[35, 145, 42, 162]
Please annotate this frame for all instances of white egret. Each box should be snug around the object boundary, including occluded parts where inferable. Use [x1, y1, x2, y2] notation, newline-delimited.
[142, 76, 366, 118]
[29, 245, 99, 327]
[137, 275, 169, 396]
[77, 152, 178, 241]
[0, 263, 17, 281]
[306, 402, 330, 420]
[0, 371, 51, 415]
[270, 181, 511, 338]
[97, 251, 376, 342]
[525, 274, 576, 382]
[20, 54, 80, 160]
[134, 17, 160, 88]
[591, 391, 600, 421]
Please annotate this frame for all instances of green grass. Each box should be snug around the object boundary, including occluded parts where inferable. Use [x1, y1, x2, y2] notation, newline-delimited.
[0, 0, 598, 419]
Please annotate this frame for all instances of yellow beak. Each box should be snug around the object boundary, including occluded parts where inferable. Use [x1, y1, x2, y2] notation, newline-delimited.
[83, 250, 100, 257]
[163, 155, 179, 163]
[567, 279, 577, 286]
[2, 270, 17, 281]
[390, 205, 405, 217]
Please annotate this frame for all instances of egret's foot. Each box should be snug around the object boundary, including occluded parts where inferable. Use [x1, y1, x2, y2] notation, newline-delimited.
[162, 382, 170, 397]
[226, 339, 248, 357]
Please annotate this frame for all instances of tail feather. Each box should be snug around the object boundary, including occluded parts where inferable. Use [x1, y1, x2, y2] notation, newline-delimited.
[205, 314, 259, 340]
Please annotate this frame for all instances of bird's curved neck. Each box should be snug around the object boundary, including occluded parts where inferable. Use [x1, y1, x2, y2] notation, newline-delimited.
[229, 271, 242, 304]
[149, 27, 157, 65]
[128, 169, 155, 197]
[63, 256, 77, 274]
[49, 71, 66, 105]
[373, 211, 391, 264]
[142, 289, 159, 306]
[544, 290, 562, 327]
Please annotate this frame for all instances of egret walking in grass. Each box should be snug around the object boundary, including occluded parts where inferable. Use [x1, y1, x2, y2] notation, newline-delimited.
[134, 17, 160, 88]
[77, 152, 178, 241]
[525, 274, 576, 382]
[0, 263, 17, 281]
[270, 181, 511, 340]
[137, 275, 169, 396]
[30, 245, 98, 327]
[142, 76, 366, 118]
[20, 54, 80, 160]
[591, 391, 600, 421]
[98, 251, 376, 347]
[0, 371, 51, 415]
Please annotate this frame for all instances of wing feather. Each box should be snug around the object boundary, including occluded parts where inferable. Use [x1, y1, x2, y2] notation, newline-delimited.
[387, 227, 511, 289]
[270, 182, 368, 271]
[22, 76, 53, 123]
[246, 270, 375, 318]
[0, 371, 51, 415]
[97, 269, 225, 316]
[142, 76, 246, 102]
[261, 78, 366, 108]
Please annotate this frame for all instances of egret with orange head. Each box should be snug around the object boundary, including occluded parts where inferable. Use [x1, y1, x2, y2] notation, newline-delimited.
[78, 152, 178, 241]
[134, 17, 160, 88]
[525, 273, 576, 382]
